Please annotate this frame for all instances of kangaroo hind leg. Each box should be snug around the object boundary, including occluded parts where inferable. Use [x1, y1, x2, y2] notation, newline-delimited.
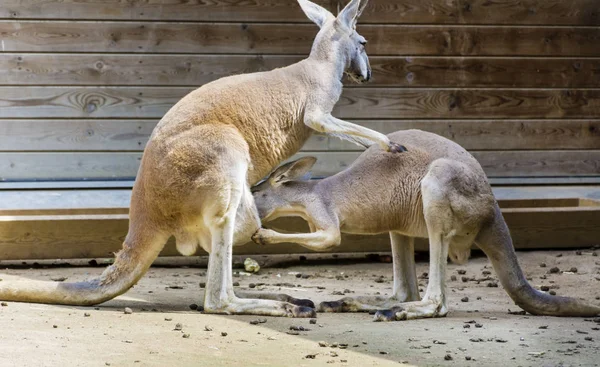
[318, 232, 419, 313]
[202, 159, 315, 317]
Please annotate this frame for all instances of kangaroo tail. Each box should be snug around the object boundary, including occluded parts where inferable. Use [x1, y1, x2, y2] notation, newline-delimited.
[0, 227, 168, 306]
[475, 203, 600, 317]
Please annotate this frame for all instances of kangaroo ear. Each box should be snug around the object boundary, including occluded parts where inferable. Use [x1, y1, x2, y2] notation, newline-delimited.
[297, 0, 334, 28]
[270, 157, 317, 185]
[337, 0, 364, 29]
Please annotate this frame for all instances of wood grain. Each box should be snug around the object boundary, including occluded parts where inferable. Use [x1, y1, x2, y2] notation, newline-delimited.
[1, 151, 598, 181]
[2, 22, 600, 56]
[4, 54, 600, 88]
[1, 0, 598, 25]
[291, 151, 600, 178]
[2, 202, 599, 260]
[333, 88, 600, 120]
[4, 87, 600, 119]
[1, 119, 598, 151]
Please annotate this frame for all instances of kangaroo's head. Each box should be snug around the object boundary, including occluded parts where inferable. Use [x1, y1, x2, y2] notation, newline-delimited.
[299, 0, 372, 83]
[251, 157, 318, 221]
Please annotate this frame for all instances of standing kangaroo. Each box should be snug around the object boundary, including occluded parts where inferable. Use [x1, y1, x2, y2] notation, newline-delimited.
[0, 0, 403, 317]
[252, 130, 600, 320]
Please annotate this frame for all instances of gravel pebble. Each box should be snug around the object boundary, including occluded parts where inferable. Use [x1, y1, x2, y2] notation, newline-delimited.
[124, 307, 133, 314]
[444, 354, 453, 361]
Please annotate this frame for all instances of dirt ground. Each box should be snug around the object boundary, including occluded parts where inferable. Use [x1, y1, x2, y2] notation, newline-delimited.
[0, 250, 599, 367]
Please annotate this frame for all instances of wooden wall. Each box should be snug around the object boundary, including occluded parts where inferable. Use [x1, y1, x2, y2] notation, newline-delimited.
[0, 0, 599, 183]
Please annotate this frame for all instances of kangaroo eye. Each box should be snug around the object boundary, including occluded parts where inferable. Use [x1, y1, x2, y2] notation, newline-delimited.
[359, 41, 367, 46]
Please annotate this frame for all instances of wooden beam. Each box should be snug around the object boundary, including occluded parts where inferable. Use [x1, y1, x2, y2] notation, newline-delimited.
[1, 151, 598, 181]
[0, 200, 598, 260]
[1, 0, 597, 25]
[2, 22, 600, 56]
[3, 54, 600, 88]
[1, 119, 598, 152]
[3, 87, 600, 119]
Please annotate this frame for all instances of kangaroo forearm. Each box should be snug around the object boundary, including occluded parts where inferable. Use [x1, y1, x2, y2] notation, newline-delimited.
[253, 228, 340, 250]
[307, 113, 389, 147]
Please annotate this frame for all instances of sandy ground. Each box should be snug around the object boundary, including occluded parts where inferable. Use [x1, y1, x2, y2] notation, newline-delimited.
[0, 250, 599, 367]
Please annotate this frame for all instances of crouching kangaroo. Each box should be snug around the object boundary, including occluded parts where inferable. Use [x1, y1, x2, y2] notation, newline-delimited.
[0, 0, 404, 317]
[252, 129, 600, 320]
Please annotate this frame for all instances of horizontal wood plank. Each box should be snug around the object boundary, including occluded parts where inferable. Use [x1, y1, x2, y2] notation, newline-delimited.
[1, 202, 599, 260]
[1, 0, 598, 25]
[2, 22, 600, 56]
[1, 151, 598, 181]
[1, 119, 599, 151]
[291, 151, 600, 178]
[3, 54, 600, 88]
[3, 87, 600, 119]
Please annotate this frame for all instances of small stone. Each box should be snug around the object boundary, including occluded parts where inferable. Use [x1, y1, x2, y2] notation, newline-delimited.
[50, 276, 68, 282]
[461, 276, 470, 283]
[53, 325, 58, 329]
[487, 282, 498, 288]
[549, 267, 560, 274]
[540, 286, 550, 291]
[199, 282, 206, 288]
[465, 356, 472, 361]
[233, 281, 240, 286]
[84, 312, 91, 317]
[164, 317, 172, 321]
[318, 341, 329, 347]
[189, 303, 198, 310]
[249, 318, 267, 325]
[204, 325, 213, 331]
[310, 319, 317, 324]
[444, 354, 453, 361]
[244, 258, 260, 273]
[305, 354, 317, 359]
[221, 332, 228, 337]
[379, 351, 388, 355]
[450, 275, 457, 281]
[576, 250, 582, 255]
[463, 324, 471, 328]
[461, 297, 469, 302]
[539, 325, 548, 329]
[556, 254, 563, 257]
[495, 338, 507, 343]
[289, 325, 310, 332]
[1, 302, 8, 307]
[174, 323, 183, 331]
[457, 269, 467, 275]
[249, 283, 256, 288]
[475, 323, 483, 328]
[549, 290, 556, 296]
[584, 337, 593, 341]
[124, 307, 133, 314]
[569, 267, 578, 273]
[539, 263, 547, 268]
[182, 333, 190, 338]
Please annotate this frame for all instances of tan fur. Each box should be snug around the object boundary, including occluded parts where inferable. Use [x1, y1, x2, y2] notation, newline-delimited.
[0, 0, 401, 317]
[252, 129, 600, 320]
